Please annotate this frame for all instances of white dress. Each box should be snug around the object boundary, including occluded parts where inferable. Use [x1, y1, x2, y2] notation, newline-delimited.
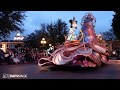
[67, 28, 76, 41]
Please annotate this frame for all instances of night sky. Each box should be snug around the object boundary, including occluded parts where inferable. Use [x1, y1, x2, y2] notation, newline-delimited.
[9, 11, 114, 40]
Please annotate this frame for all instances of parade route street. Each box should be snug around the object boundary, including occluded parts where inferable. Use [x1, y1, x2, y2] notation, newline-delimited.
[0, 60, 120, 79]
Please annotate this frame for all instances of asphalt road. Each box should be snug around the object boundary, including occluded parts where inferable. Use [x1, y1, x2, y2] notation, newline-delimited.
[0, 60, 120, 79]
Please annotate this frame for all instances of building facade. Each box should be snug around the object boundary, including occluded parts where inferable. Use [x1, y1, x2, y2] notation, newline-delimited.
[0, 33, 25, 53]
[0, 40, 24, 53]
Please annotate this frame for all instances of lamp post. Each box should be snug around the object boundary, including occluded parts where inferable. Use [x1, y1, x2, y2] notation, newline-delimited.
[49, 44, 52, 47]
[41, 38, 46, 47]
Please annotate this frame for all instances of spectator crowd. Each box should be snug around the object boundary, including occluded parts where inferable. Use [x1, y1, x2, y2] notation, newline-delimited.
[0, 48, 49, 65]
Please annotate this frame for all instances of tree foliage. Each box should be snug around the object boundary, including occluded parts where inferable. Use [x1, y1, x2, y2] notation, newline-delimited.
[111, 11, 120, 40]
[101, 28, 116, 41]
[47, 19, 68, 45]
[25, 19, 68, 49]
[0, 11, 26, 40]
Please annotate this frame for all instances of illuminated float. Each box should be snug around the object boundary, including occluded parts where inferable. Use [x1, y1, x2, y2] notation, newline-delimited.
[38, 12, 110, 68]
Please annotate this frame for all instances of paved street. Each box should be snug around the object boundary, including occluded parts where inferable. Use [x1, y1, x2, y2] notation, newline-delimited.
[0, 60, 120, 79]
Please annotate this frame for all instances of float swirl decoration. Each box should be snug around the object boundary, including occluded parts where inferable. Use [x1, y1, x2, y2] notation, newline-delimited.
[38, 12, 111, 67]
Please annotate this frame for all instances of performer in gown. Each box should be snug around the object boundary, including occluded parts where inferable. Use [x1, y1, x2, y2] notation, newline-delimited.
[67, 17, 77, 41]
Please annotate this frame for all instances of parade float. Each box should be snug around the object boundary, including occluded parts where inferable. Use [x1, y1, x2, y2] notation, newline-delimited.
[38, 12, 111, 68]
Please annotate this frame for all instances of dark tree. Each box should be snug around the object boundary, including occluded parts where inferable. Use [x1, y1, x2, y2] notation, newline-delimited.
[24, 32, 38, 48]
[47, 19, 68, 45]
[25, 19, 68, 49]
[24, 23, 49, 49]
[101, 28, 116, 41]
[55, 19, 68, 44]
[111, 11, 120, 40]
[0, 11, 26, 40]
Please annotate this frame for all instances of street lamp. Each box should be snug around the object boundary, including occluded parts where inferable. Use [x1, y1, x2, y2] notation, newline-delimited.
[49, 44, 52, 47]
[41, 38, 46, 47]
